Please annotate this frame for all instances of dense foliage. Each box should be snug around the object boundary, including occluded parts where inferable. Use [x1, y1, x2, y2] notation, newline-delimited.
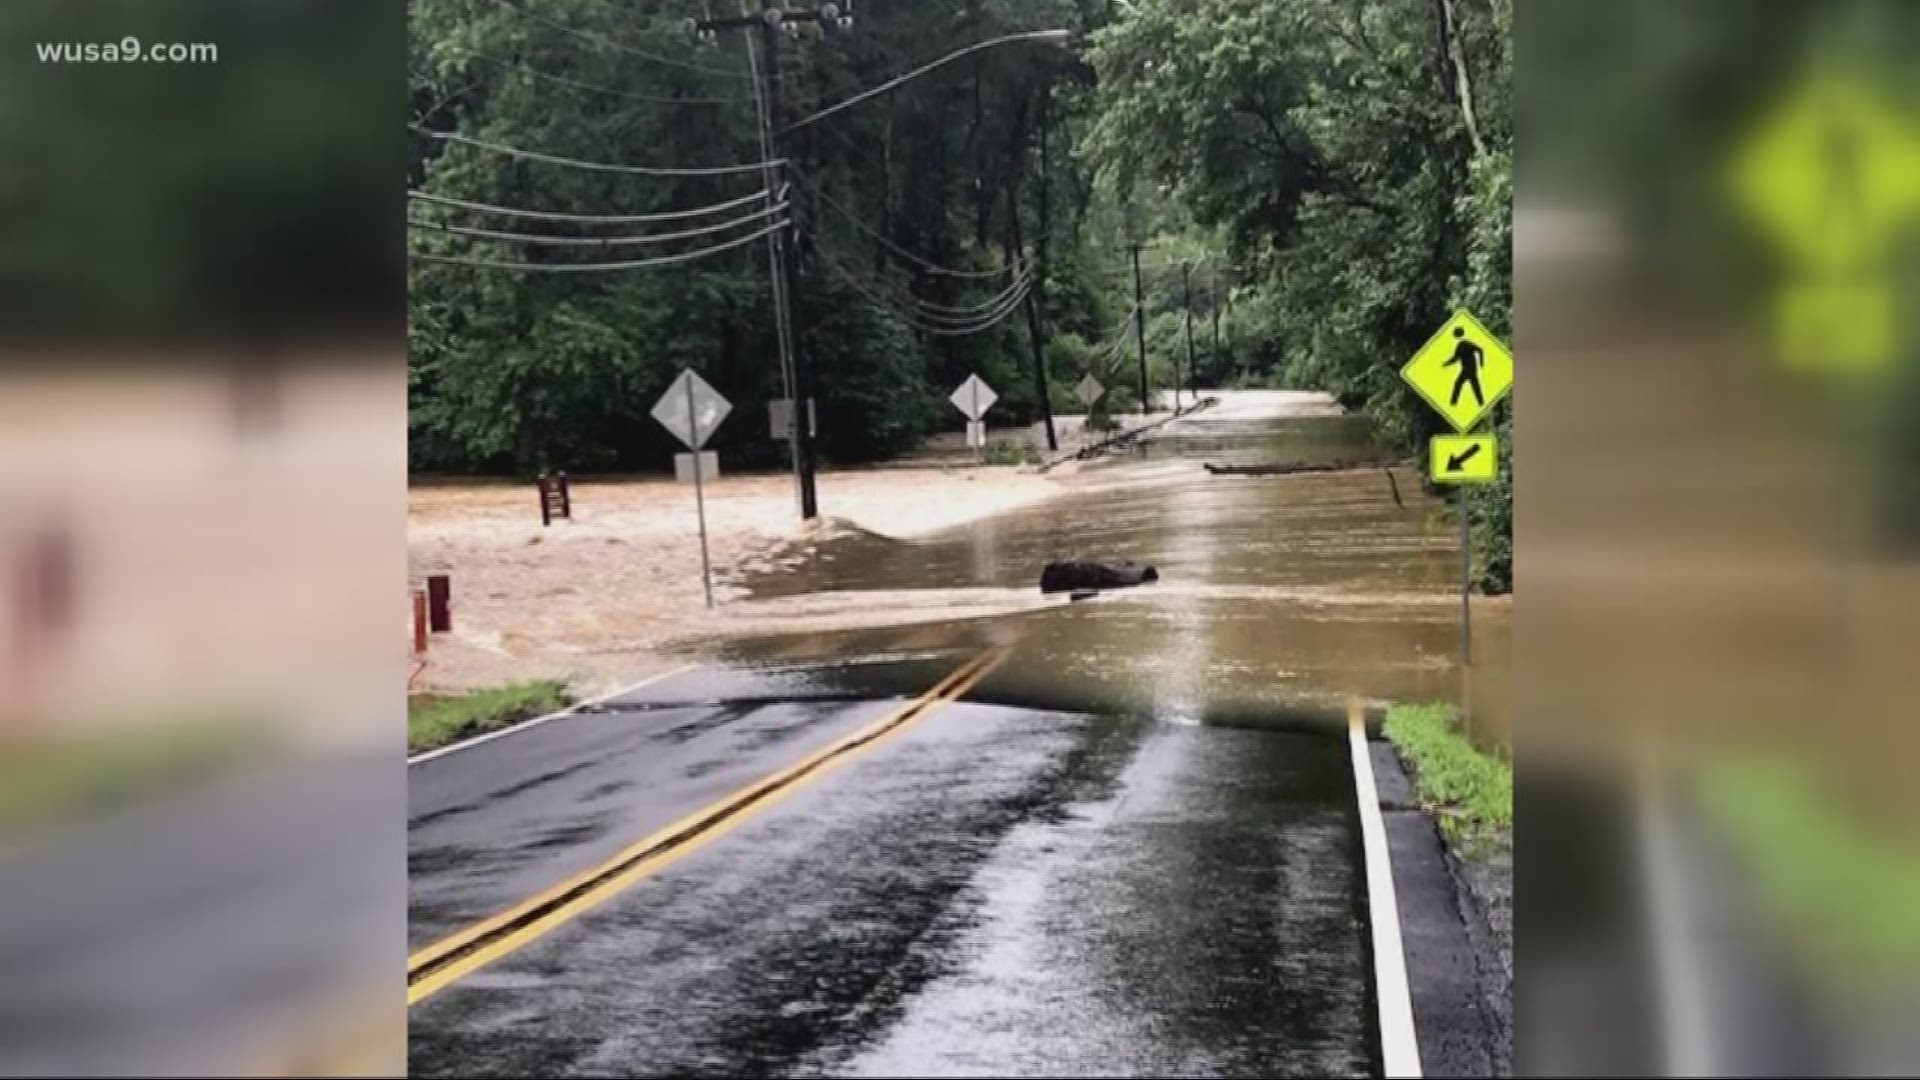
[407, 0, 1512, 587]
[1081, 0, 1513, 589]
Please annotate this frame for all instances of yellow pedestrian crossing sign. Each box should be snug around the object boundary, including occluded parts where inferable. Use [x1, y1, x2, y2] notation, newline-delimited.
[1731, 68, 1920, 274]
[1401, 310, 1512, 432]
[1430, 434, 1497, 485]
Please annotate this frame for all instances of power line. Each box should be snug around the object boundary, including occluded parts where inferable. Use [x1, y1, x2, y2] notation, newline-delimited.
[913, 271, 1033, 316]
[408, 200, 789, 246]
[1100, 302, 1141, 342]
[915, 290, 1032, 335]
[410, 218, 789, 273]
[912, 278, 1032, 323]
[413, 127, 783, 177]
[408, 188, 768, 225]
[478, 0, 764, 80]
[914, 288, 1031, 322]
[784, 29, 1074, 134]
[814, 238, 1030, 336]
[462, 51, 758, 105]
[792, 168, 1015, 280]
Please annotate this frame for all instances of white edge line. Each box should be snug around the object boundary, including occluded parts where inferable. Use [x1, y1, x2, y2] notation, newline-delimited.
[1637, 766, 1717, 1078]
[407, 664, 699, 766]
[1350, 709, 1424, 1078]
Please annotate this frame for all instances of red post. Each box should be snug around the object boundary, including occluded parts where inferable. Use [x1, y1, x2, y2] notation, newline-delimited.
[427, 574, 451, 633]
[412, 589, 429, 655]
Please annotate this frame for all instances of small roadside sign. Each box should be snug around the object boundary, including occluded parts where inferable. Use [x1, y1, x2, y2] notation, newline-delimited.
[651, 369, 731, 450]
[768, 397, 818, 441]
[1075, 374, 1105, 408]
[1429, 434, 1498, 485]
[650, 368, 731, 608]
[949, 374, 997, 421]
[1400, 310, 1512, 432]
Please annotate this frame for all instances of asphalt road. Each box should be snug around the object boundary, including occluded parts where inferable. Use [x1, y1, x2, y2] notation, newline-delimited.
[408, 655, 1378, 1078]
[1, 754, 402, 1075]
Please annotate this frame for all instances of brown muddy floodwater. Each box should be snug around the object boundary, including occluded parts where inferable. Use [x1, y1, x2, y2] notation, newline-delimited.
[683, 391, 1510, 744]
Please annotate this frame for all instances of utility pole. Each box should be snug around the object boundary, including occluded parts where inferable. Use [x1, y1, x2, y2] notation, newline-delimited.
[1181, 261, 1196, 411]
[695, 3, 845, 520]
[1128, 217, 1148, 416]
[739, 11, 805, 521]
[1023, 85, 1057, 452]
[1210, 260, 1221, 385]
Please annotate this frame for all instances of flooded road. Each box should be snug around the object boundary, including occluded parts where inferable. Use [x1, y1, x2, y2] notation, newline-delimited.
[714, 390, 1506, 739]
[408, 391, 1506, 1076]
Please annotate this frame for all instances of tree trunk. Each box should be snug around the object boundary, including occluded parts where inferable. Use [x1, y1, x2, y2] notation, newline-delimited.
[1436, 0, 1489, 159]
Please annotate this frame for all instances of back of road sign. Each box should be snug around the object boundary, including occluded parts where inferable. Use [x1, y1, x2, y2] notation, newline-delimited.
[949, 374, 998, 422]
[652, 370, 732, 450]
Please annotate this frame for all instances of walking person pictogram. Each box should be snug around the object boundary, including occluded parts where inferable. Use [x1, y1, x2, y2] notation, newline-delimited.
[1821, 107, 1862, 236]
[1442, 326, 1485, 409]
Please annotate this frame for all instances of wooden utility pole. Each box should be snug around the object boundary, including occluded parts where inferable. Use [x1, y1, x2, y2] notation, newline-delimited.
[1181, 261, 1197, 408]
[1210, 261, 1222, 384]
[1021, 85, 1058, 451]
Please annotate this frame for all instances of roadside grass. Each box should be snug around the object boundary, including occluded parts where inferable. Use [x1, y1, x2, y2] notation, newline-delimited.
[983, 437, 1042, 466]
[408, 680, 569, 754]
[1698, 754, 1920, 991]
[0, 718, 268, 837]
[1382, 702, 1512, 844]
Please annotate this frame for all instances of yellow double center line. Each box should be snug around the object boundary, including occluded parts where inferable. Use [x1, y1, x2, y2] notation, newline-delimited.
[408, 648, 1006, 1005]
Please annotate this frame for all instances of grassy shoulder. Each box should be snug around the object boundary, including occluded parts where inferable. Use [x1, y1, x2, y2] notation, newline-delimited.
[408, 680, 569, 754]
[0, 719, 269, 838]
[1698, 754, 1920, 991]
[1382, 702, 1512, 843]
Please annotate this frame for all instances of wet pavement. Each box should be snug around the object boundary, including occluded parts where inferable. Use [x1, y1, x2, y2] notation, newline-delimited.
[409, 657, 1373, 1078]
[408, 391, 1506, 1076]
[3, 755, 401, 1075]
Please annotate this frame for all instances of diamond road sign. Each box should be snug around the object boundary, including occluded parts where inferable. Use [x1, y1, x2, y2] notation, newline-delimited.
[1400, 309, 1513, 433]
[1731, 67, 1920, 275]
[1075, 374, 1105, 407]
[948, 374, 997, 421]
[651, 369, 732, 450]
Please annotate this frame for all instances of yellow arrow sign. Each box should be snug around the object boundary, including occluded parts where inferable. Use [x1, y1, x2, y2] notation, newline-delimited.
[1401, 310, 1512, 432]
[1430, 434, 1498, 485]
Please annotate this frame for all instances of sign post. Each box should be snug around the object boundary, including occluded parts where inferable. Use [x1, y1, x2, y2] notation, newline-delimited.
[948, 374, 998, 462]
[1402, 309, 1513, 728]
[1075, 374, 1106, 445]
[651, 369, 733, 609]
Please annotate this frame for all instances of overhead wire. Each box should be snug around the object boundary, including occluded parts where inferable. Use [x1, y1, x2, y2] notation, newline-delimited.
[461, 51, 758, 105]
[409, 218, 789, 273]
[913, 287, 1032, 334]
[812, 236, 1030, 336]
[911, 270, 1033, 316]
[408, 188, 767, 225]
[477, 0, 766, 80]
[791, 168, 1017, 280]
[913, 291, 1031, 329]
[412, 126, 783, 177]
[408, 200, 790, 246]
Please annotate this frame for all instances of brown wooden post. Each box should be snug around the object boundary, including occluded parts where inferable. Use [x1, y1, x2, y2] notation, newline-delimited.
[537, 474, 553, 527]
[412, 589, 429, 655]
[557, 471, 571, 520]
[426, 574, 451, 633]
